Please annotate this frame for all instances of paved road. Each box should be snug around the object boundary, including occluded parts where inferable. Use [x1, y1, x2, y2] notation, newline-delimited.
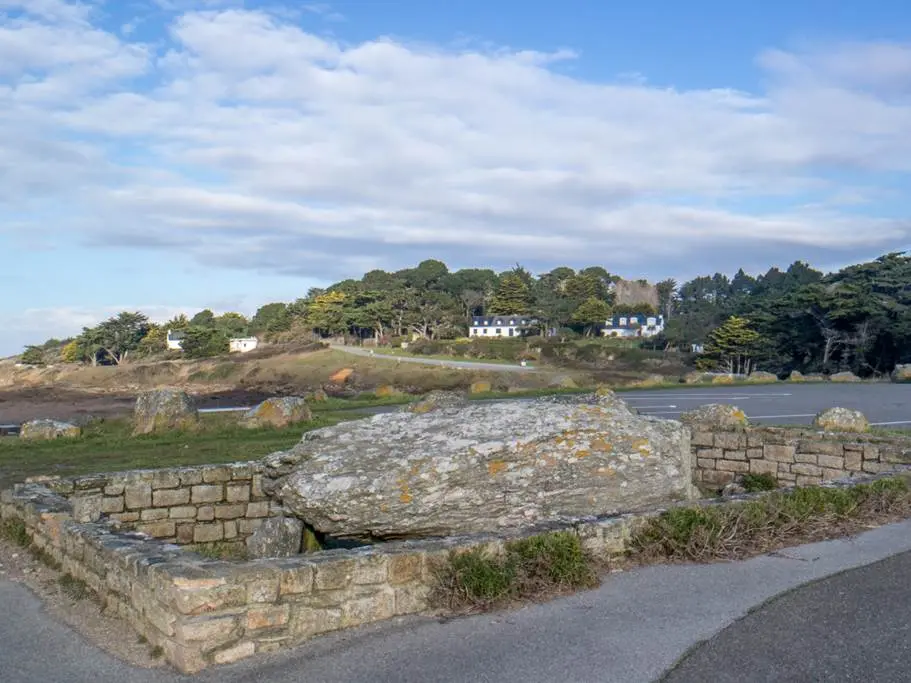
[5, 520, 911, 682]
[620, 382, 911, 427]
[664, 550, 911, 683]
[330, 344, 536, 371]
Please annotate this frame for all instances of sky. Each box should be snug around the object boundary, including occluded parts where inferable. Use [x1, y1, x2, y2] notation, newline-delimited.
[2, 0, 911, 355]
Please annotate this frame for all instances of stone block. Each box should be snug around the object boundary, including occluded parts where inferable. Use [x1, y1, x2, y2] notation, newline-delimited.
[230, 463, 254, 480]
[215, 504, 247, 520]
[176, 524, 195, 544]
[279, 567, 314, 596]
[169, 577, 246, 616]
[290, 607, 342, 638]
[246, 576, 280, 603]
[696, 458, 717, 469]
[140, 508, 169, 521]
[197, 506, 215, 521]
[193, 523, 224, 543]
[388, 554, 423, 585]
[844, 451, 863, 471]
[238, 518, 265, 535]
[111, 511, 140, 524]
[169, 506, 197, 520]
[191, 485, 223, 504]
[251, 474, 265, 499]
[792, 463, 822, 477]
[690, 431, 714, 447]
[746, 448, 764, 460]
[394, 584, 431, 615]
[353, 555, 389, 585]
[213, 641, 255, 665]
[202, 466, 231, 484]
[817, 454, 845, 470]
[137, 521, 176, 538]
[821, 468, 845, 481]
[863, 461, 887, 474]
[747, 433, 766, 448]
[778, 471, 797, 482]
[796, 475, 821, 486]
[314, 559, 355, 591]
[104, 483, 125, 496]
[724, 450, 747, 461]
[716, 460, 749, 473]
[764, 445, 797, 463]
[151, 471, 181, 489]
[701, 470, 734, 486]
[794, 453, 818, 464]
[749, 460, 779, 476]
[342, 588, 395, 627]
[125, 483, 153, 509]
[176, 615, 239, 642]
[179, 469, 203, 486]
[714, 432, 747, 450]
[797, 440, 844, 457]
[154, 489, 191, 507]
[72, 494, 103, 523]
[223, 520, 238, 539]
[696, 448, 722, 460]
[245, 502, 270, 518]
[226, 485, 251, 503]
[863, 445, 880, 462]
[246, 605, 289, 630]
[102, 496, 125, 514]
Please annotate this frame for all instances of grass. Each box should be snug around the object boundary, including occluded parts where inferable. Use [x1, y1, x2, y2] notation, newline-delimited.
[58, 573, 93, 601]
[630, 477, 911, 563]
[432, 531, 599, 611]
[370, 348, 522, 365]
[740, 472, 778, 493]
[0, 517, 30, 547]
[0, 410, 365, 489]
[189, 541, 248, 560]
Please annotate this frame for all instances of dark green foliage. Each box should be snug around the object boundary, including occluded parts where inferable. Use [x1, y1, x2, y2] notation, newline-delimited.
[741, 473, 778, 492]
[58, 574, 93, 601]
[179, 326, 230, 359]
[433, 531, 599, 610]
[0, 517, 30, 547]
[19, 345, 45, 365]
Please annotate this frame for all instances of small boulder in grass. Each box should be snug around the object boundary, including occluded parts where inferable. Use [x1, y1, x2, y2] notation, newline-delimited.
[814, 407, 869, 433]
[680, 404, 749, 428]
[132, 389, 198, 435]
[403, 390, 467, 415]
[19, 419, 81, 440]
[242, 397, 312, 429]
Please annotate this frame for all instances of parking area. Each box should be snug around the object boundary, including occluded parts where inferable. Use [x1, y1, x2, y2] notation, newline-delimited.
[620, 383, 911, 426]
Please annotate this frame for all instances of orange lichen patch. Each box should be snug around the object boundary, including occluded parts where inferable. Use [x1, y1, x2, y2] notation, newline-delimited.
[488, 460, 508, 475]
[374, 384, 399, 397]
[630, 438, 652, 455]
[733, 408, 747, 421]
[329, 367, 354, 383]
[590, 437, 613, 453]
[399, 491, 413, 504]
[575, 449, 591, 459]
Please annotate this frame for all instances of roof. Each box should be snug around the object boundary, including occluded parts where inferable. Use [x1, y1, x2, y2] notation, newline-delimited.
[166, 329, 185, 340]
[471, 315, 537, 326]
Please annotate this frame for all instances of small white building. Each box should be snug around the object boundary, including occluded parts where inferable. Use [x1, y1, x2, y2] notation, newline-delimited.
[166, 329, 184, 351]
[470, 315, 536, 338]
[602, 314, 665, 338]
[229, 337, 259, 353]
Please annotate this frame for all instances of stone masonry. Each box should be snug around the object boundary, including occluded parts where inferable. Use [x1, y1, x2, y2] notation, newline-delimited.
[37, 463, 280, 547]
[691, 426, 911, 488]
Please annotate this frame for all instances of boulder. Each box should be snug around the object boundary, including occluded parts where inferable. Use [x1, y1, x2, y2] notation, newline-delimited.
[548, 375, 579, 389]
[788, 371, 805, 382]
[469, 381, 492, 394]
[711, 374, 736, 385]
[814, 407, 869, 433]
[683, 372, 709, 384]
[402, 390, 468, 415]
[680, 404, 749, 428]
[242, 397, 311, 429]
[747, 371, 778, 383]
[830, 371, 861, 383]
[892, 365, 911, 383]
[631, 374, 667, 388]
[245, 517, 304, 558]
[19, 419, 81, 440]
[803, 373, 826, 382]
[307, 389, 329, 402]
[132, 389, 198, 435]
[262, 393, 694, 541]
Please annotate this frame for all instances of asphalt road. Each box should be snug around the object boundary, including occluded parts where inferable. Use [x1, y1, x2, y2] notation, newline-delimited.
[663, 550, 911, 683]
[620, 382, 911, 427]
[5, 520, 911, 682]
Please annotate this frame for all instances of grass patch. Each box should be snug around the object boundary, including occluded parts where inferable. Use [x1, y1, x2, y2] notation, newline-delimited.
[0, 517, 30, 547]
[150, 645, 164, 659]
[0, 411, 363, 489]
[432, 531, 599, 611]
[59, 573, 93, 601]
[740, 472, 778, 493]
[631, 477, 911, 563]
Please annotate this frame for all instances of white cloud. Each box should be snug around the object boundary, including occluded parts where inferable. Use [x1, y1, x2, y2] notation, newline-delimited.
[2, 4, 911, 290]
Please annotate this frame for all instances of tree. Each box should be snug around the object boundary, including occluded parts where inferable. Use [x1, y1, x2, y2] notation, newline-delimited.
[571, 297, 612, 337]
[88, 312, 150, 365]
[250, 303, 290, 336]
[180, 327, 229, 359]
[306, 291, 349, 337]
[702, 316, 761, 375]
[190, 309, 216, 327]
[137, 324, 167, 356]
[166, 314, 190, 330]
[19, 346, 45, 365]
[656, 279, 677, 319]
[214, 312, 248, 337]
[60, 340, 81, 363]
[489, 270, 532, 315]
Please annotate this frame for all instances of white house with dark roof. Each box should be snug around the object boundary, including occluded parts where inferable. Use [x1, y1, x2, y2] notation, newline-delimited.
[470, 315, 537, 338]
[166, 329, 185, 351]
[602, 313, 665, 338]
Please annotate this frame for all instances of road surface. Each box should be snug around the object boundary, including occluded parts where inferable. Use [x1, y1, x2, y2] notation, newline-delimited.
[5, 519, 911, 682]
[330, 344, 536, 371]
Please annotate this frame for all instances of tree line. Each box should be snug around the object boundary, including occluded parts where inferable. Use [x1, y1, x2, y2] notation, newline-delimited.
[18, 252, 911, 376]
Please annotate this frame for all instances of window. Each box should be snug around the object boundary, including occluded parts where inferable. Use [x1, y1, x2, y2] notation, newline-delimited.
[647, 317, 656, 325]
[509, 320, 515, 325]
[495, 328, 502, 335]
[508, 328, 514, 336]
[483, 329, 488, 335]
[619, 317, 627, 326]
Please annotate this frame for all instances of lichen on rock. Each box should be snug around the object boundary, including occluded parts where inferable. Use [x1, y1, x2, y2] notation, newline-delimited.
[132, 389, 198, 436]
[402, 390, 467, 415]
[814, 407, 869, 433]
[680, 404, 749, 428]
[19, 419, 81, 440]
[241, 397, 312, 429]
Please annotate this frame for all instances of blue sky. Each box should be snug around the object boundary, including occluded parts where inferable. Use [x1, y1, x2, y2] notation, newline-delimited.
[2, 0, 911, 355]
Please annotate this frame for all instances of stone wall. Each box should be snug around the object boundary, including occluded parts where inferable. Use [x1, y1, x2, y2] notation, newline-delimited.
[36, 462, 280, 546]
[691, 426, 911, 488]
[0, 475, 648, 673]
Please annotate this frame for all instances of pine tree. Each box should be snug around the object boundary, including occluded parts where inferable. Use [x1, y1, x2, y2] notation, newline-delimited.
[489, 273, 532, 314]
[571, 297, 612, 336]
[702, 316, 761, 375]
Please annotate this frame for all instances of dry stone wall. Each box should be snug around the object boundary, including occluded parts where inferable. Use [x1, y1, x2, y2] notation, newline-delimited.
[691, 426, 911, 488]
[37, 463, 281, 546]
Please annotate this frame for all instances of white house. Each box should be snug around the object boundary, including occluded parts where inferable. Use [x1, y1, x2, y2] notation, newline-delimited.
[229, 337, 259, 353]
[470, 315, 537, 338]
[602, 314, 665, 338]
[166, 329, 185, 351]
